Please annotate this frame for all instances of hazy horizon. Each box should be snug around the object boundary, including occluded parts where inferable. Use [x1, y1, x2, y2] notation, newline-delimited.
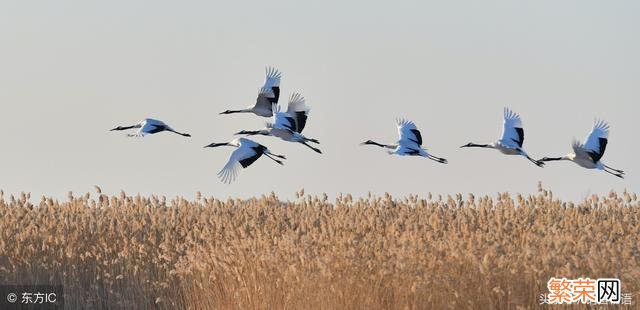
[1, 0, 638, 201]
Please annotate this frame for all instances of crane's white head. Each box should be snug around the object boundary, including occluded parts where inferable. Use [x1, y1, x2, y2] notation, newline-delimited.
[230, 138, 243, 146]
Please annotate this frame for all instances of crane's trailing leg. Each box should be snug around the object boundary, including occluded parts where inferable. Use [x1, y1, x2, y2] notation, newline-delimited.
[305, 137, 320, 144]
[604, 165, 624, 175]
[524, 155, 544, 167]
[300, 141, 322, 154]
[263, 153, 285, 165]
[168, 129, 191, 137]
[265, 151, 286, 160]
[604, 168, 624, 178]
[427, 154, 448, 164]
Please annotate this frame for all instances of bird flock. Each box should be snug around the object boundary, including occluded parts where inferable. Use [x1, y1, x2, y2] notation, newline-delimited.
[110, 66, 625, 183]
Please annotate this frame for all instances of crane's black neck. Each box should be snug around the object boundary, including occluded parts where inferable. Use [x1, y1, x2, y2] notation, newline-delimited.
[540, 157, 564, 161]
[461, 143, 491, 148]
[111, 125, 137, 131]
[204, 142, 230, 148]
[237, 130, 267, 136]
[220, 109, 249, 114]
[363, 140, 394, 149]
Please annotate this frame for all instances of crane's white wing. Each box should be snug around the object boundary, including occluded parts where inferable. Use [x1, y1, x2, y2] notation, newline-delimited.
[579, 119, 609, 162]
[144, 118, 167, 127]
[135, 118, 168, 136]
[217, 143, 263, 184]
[395, 145, 425, 156]
[237, 137, 261, 148]
[571, 139, 592, 161]
[217, 150, 242, 184]
[228, 68, 280, 117]
[273, 111, 297, 132]
[263, 66, 281, 92]
[253, 87, 276, 116]
[499, 108, 524, 148]
[285, 93, 310, 133]
[255, 67, 281, 107]
[396, 118, 423, 147]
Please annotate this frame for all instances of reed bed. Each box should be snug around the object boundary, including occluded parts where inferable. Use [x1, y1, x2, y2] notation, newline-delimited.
[0, 185, 638, 309]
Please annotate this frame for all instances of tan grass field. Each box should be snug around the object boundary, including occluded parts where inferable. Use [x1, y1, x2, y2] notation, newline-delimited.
[0, 184, 638, 309]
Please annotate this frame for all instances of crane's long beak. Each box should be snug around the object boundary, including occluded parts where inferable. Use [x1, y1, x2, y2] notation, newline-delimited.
[204, 142, 229, 148]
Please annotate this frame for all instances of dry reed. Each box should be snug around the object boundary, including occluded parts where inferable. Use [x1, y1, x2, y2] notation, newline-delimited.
[0, 185, 638, 309]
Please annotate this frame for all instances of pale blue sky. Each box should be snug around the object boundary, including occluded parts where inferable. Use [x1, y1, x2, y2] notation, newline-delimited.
[0, 0, 637, 201]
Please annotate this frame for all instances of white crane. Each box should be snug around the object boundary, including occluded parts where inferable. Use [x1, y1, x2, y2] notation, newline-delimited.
[220, 67, 281, 117]
[235, 93, 322, 154]
[461, 108, 543, 167]
[539, 120, 624, 178]
[361, 118, 448, 164]
[110, 118, 191, 137]
[204, 137, 286, 183]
